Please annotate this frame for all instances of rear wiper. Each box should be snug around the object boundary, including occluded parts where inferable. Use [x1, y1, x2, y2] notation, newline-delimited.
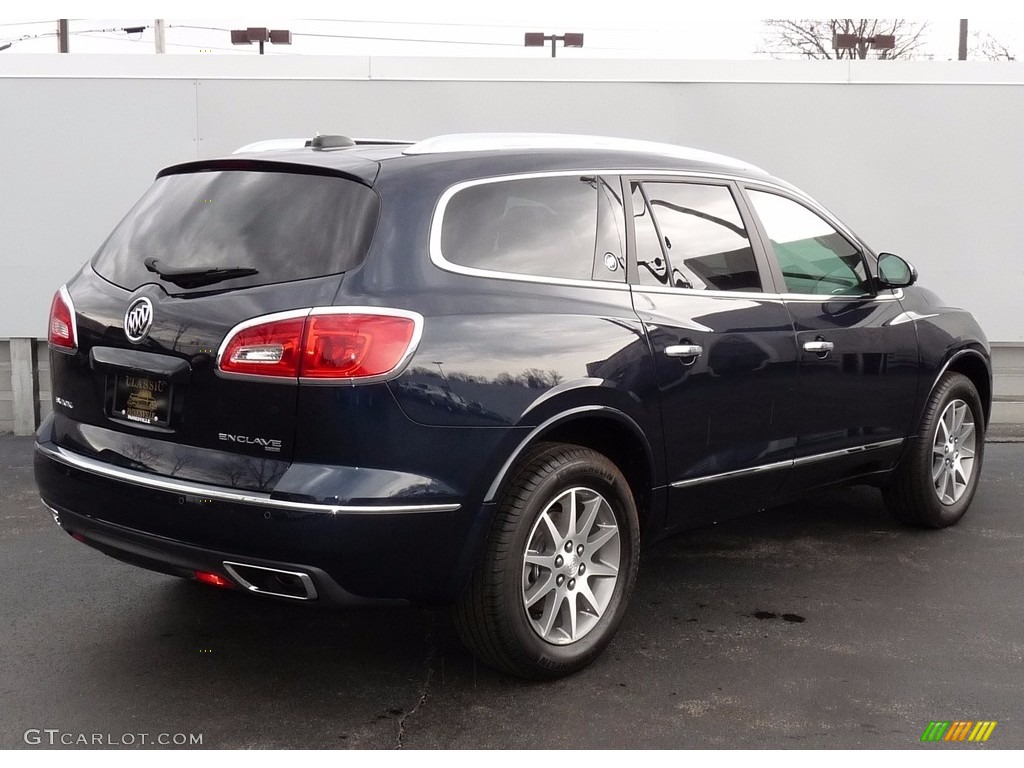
[144, 257, 259, 289]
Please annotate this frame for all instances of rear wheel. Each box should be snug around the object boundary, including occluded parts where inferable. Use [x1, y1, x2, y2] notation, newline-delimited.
[454, 443, 640, 679]
[884, 372, 985, 528]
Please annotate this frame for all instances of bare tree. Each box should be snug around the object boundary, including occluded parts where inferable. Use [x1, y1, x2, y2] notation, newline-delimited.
[761, 19, 929, 60]
[972, 31, 1015, 61]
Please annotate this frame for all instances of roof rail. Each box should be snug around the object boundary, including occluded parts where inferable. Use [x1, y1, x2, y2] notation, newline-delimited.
[233, 136, 415, 154]
[403, 133, 758, 171]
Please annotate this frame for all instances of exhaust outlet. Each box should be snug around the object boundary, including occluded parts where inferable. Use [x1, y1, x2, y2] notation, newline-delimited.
[222, 561, 318, 600]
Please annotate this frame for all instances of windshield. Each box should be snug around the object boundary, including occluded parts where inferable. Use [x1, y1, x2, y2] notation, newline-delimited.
[91, 170, 379, 293]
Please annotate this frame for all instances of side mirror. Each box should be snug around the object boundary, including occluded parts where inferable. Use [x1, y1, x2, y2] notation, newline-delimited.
[876, 252, 918, 289]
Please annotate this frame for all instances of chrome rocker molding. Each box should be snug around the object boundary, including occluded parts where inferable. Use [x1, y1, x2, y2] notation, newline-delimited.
[35, 443, 461, 515]
[670, 438, 905, 489]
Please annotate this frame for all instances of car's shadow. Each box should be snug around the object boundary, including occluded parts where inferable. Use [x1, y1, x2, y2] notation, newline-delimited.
[133, 485, 899, 662]
[58, 483, 944, 747]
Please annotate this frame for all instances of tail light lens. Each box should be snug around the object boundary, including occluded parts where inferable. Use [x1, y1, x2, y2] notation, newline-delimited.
[48, 285, 78, 352]
[218, 313, 306, 378]
[217, 308, 421, 382]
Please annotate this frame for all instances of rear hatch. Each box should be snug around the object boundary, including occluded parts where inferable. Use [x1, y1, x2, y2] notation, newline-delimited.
[48, 161, 379, 486]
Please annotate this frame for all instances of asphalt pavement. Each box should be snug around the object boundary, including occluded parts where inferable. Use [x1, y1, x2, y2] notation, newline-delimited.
[2, 434, 1021, 749]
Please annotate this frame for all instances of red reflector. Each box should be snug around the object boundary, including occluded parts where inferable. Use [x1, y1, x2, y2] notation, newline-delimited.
[195, 570, 234, 589]
[71, 532, 86, 543]
[48, 286, 78, 352]
[217, 309, 421, 381]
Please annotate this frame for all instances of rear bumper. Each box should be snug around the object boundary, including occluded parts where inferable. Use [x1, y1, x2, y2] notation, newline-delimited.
[42, 501, 387, 605]
[34, 439, 495, 604]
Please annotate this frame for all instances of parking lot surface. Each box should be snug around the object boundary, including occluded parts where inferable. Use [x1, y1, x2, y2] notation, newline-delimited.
[2, 434, 1021, 749]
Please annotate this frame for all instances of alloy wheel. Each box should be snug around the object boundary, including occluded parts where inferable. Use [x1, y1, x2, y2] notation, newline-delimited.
[931, 398, 977, 505]
[521, 486, 621, 645]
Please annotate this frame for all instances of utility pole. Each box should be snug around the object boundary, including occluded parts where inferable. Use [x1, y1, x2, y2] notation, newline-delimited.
[58, 19, 69, 53]
[154, 19, 166, 54]
[958, 19, 968, 60]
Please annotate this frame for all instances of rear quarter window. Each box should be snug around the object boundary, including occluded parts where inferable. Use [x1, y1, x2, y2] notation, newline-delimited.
[91, 170, 379, 293]
[439, 175, 623, 283]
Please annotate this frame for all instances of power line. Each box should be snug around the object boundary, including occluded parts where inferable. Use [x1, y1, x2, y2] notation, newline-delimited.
[78, 31, 242, 54]
[0, 19, 55, 27]
[303, 17, 668, 34]
[168, 24, 641, 51]
[294, 30, 523, 48]
[2, 21, 660, 54]
[170, 24, 523, 48]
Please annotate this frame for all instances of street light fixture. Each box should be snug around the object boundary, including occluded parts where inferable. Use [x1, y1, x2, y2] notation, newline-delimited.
[832, 33, 895, 58]
[230, 26, 292, 55]
[524, 32, 584, 58]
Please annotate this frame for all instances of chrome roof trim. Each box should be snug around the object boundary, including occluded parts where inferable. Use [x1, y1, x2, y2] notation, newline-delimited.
[405, 133, 763, 172]
[233, 137, 414, 154]
[35, 443, 461, 515]
[427, 169, 883, 296]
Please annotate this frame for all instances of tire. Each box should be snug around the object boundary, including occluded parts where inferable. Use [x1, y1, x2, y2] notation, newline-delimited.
[884, 372, 985, 528]
[454, 442, 640, 679]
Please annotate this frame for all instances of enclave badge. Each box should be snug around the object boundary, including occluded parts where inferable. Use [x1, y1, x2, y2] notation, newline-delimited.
[124, 297, 154, 343]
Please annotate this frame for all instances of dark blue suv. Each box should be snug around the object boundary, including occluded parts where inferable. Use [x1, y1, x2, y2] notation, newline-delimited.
[35, 133, 991, 678]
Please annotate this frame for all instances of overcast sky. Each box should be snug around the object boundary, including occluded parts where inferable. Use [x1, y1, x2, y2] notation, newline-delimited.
[2, 2, 1023, 60]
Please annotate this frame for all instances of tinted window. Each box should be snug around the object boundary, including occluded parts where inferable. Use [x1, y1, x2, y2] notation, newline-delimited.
[633, 182, 761, 292]
[632, 184, 671, 287]
[92, 170, 379, 293]
[746, 190, 869, 296]
[441, 176, 607, 282]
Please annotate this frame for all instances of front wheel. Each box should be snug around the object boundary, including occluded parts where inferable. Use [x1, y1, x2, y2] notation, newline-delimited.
[884, 372, 985, 528]
[454, 443, 640, 679]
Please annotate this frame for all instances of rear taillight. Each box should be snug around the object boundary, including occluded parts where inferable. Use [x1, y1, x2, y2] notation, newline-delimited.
[48, 285, 78, 353]
[217, 311, 306, 378]
[217, 308, 421, 382]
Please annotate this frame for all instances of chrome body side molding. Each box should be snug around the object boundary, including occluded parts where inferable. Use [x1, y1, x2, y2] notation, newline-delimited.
[670, 439, 905, 489]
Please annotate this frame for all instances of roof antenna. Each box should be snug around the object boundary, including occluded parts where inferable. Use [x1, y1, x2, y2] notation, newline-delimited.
[307, 133, 356, 151]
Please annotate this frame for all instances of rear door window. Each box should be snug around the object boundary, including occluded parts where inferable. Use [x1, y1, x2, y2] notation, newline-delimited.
[632, 181, 762, 292]
[440, 175, 623, 283]
[91, 170, 380, 293]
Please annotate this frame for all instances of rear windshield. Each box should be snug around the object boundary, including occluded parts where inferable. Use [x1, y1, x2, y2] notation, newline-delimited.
[91, 170, 379, 292]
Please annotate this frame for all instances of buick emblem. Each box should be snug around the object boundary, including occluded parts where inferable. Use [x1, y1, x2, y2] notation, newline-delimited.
[124, 297, 154, 343]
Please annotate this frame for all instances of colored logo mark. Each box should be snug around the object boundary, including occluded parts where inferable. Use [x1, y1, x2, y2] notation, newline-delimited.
[921, 721, 997, 742]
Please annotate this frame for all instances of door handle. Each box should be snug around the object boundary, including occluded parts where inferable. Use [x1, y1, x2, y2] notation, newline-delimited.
[802, 340, 834, 354]
[665, 344, 703, 359]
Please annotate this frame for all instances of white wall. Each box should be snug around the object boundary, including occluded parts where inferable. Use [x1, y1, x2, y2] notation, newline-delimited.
[2, 56, 1022, 340]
